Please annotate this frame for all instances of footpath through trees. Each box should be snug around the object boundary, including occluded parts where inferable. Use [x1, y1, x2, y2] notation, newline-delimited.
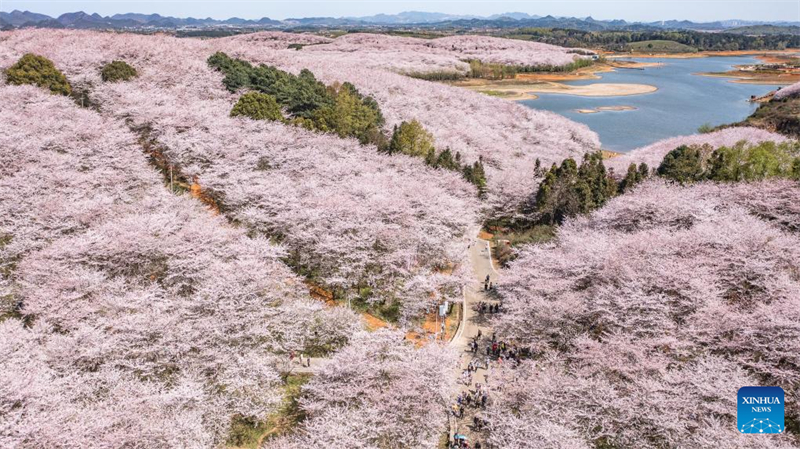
[447, 238, 505, 449]
[284, 236, 505, 448]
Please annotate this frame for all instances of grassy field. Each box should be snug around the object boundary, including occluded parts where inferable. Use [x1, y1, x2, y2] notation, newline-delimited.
[626, 40, 698, 53]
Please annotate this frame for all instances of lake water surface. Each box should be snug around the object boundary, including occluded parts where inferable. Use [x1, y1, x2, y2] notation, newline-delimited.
[520, 56, 786, 152]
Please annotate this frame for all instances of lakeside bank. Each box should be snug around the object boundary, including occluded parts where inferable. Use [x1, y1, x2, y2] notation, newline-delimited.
[450, 60, 661, 100]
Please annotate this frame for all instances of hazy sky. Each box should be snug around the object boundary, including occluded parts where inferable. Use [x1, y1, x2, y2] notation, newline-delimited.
[2, 0, 799, 22]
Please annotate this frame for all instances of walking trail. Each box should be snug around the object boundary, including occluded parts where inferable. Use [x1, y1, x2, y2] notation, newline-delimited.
[286, 237, 501, 448]
[447, 238, 500, 447]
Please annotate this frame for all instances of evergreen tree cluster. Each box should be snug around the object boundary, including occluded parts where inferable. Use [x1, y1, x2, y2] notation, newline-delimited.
[618, 162, 651, 193]
[534, 151, 620, 225]
[207, 52, 384, 145]
[657, 141, 800, 184]
[506, 28, 800, 52]
[5, 53, 71, 96]
[530, 140, 800, 227]
[386, 120, 487, 196]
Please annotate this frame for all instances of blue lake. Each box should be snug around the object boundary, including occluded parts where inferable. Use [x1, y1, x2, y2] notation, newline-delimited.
[520, 56, 786, 152]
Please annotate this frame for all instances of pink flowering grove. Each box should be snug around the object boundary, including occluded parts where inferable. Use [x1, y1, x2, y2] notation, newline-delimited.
[297, 33, 590, 74]
[0, 85, 362, 447]
[265, 330, 456, 449]
[2, 24, 798, 449]
[487, 180, 800, 448]
[773, 80, 800, 100]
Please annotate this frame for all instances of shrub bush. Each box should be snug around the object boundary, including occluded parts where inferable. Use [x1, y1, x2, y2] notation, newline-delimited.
[5, 53, 71, 96]
[101, 60, 138, 82]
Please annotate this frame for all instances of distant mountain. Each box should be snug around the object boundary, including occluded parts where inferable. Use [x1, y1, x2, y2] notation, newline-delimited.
[283, 16, 362, 27]
[488, 12, 541, 20]
[56, 11, 139, 29]
[348, 11, 478, 24]
[0, 10, 51, 26]
[110, 13, 169, 23]
[434, 15, 613, 31]
[0, 9, 282, 30]
[0, 9, 798, 32]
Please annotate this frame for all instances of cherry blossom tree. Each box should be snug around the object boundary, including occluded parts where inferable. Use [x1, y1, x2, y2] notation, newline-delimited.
[0, 29, 601, 215]
[773, 80, 800, 100]
[487, 179, 800, 448]
[263, 330, 457, 449]
[218, 32, 600, 213]
[0, 84, 360, 448]
[291, 33, 591, 75]
[0, 29, 492, 321]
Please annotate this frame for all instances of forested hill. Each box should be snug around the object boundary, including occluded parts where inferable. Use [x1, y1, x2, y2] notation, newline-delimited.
[726, 25, 800, 35]
[501, 28, 800, 51]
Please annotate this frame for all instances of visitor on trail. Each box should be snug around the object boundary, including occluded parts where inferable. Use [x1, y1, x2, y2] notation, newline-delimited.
[477, 329, 482, 339]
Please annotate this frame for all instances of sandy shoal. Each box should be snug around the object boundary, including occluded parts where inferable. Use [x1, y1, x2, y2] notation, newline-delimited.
[522, 82, 656, 97]
[576, 105, 637, 113]
[467, 82, 656, 100]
